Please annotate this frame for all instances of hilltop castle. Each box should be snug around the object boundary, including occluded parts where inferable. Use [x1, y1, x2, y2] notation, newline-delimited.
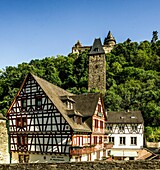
[72, 31, 116, 93]
[72, 31, 116, 54]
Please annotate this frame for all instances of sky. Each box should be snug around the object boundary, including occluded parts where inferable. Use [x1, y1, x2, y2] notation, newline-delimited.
[0, 0, 160, 69]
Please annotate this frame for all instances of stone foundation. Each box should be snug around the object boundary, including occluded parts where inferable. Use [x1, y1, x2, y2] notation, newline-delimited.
[0, 160, 160, 170]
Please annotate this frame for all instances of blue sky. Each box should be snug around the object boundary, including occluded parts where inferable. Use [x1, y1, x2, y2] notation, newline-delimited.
[0, 0, 160, 69]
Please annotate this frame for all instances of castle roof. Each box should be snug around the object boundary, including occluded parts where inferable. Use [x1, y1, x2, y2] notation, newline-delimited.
[104, 31, 116, 45]
[89, 38, 105, 55]
[107, 110, 144, 124]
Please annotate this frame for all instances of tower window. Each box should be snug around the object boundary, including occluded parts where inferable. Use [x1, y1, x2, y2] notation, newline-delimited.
[94, 48, 99, 52]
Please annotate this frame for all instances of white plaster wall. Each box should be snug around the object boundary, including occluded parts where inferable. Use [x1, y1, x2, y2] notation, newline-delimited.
[110, 133, 143, 149]
[30, 154, 69, 163]
[11, 152, 69, 163]
[91, 152, 97, 161]
[100, 150, 104, 160]
[81, 154, 88, 161]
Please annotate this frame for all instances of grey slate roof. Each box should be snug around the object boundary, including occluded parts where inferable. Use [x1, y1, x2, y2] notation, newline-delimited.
[71, 93, 100, 117]
[107, 111, 144, 124]
[89, 38, 105, 55]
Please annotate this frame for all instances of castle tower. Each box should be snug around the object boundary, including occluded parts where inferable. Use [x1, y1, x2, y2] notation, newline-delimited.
[103, 31, 116, 53]
[104, 31, 116, 46]
[88, 38, 106, 93]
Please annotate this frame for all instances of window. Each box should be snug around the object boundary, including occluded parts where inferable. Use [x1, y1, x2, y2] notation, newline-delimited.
[19, 154, 29, 163]
[131, 137, 137, 145]
[98, 104, 101, 113]
[94, 136, 97, 144]
[99, 136, 102, 144]
[16, 117, 21, 127]
[107, 125, 112, 131]
[120, 137, 126, 145]
[94, 48, 99, 52]
[16, 117, 27, 127]
[17, 135, 27, 146]
[67, 101, 73, 109]
[21, 98, 27, 110]
[131, 124, 138, 131]
[119, 124, 125, 131]
[100, 121, 103, 129]
[35, 96, 42, 108]
[109, 137, 114, 144]
[77, 116, 82, 125]
[95, 119, 98, 128]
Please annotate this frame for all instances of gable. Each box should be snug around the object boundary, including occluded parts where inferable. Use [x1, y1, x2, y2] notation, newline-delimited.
[8, 73, 91, 133]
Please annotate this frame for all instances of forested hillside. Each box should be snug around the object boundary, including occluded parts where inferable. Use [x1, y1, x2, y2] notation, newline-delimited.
[0, 39, 160, 141]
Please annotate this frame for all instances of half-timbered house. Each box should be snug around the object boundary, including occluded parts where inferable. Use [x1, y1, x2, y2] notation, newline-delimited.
[106, 111, 144, 160]
[7, 73, 111, 163]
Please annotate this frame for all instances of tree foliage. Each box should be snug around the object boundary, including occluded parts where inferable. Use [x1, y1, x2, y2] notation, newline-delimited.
[0, 40, 160, 141]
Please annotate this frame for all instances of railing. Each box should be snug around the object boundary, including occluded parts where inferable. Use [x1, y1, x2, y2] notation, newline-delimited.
[70, 143, 113, 156]
[70, 146, 96, 155]
[104, 143, 113, 149]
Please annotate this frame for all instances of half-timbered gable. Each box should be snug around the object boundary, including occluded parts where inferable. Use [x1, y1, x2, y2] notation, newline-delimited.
[107, 111, 144, 160]
[8, 73, 77, 163]
[8, 73, 109, 163]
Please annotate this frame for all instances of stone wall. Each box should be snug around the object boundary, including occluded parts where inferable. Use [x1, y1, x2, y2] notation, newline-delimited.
[0, 160, 160, 170]
[0, 119, 10, 163]
[146, 141, 160, 148]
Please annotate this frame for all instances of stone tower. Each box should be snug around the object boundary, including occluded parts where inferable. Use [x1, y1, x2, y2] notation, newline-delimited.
[88, 38, 106, 93]
[0, 113, 9, 163]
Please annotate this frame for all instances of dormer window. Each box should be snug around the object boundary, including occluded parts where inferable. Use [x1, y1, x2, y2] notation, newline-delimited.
[67, 101, 73, 109]
[74, 116, 82, 125]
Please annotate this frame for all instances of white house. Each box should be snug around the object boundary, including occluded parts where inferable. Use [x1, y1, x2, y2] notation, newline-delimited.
[106, 111, 144, 160]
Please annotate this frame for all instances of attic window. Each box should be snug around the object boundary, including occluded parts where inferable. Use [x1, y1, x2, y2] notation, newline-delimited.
[74, 116, 82, 125]
[94, 48, 99, 52]
[35, 96, 42, 108]
[130, 116, 136, 119]
[21, 98, 27, 110]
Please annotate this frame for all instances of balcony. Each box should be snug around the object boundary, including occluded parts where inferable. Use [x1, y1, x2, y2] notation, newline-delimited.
[70, 145, 96, 156]
[104, 142, 113, 149]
